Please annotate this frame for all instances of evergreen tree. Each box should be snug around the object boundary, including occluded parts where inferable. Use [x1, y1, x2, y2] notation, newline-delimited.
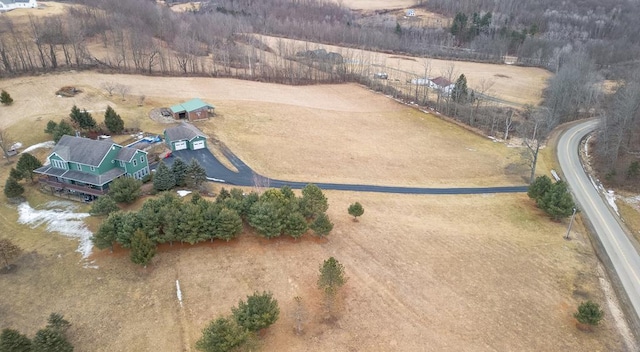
[92, 212, 122, 251]
[16, 152, 42, 182]
[186, 159, 207, 188]
[4, 177, 24, 199]
[283, 212, 308, 239]
[240, 192, 260, 219]
[0, 328, 32, 352]
[310, 213, 333, 237]
[318, 257, 346, 297]
[117, 212, 142, 248]
[171, 157, 188, 187]
[538, 181, 576, 220]
[154, 161, 176, 191]
[451, 74, 469, 103]
[44, 120, 57, 134]
[103, 106, 124, 134]
[574, 301, 604, 326]
[528, 175, 553, 202]
[52, 120, 74, 143]
[0, 238, 22, 270]
[69, 105, 96, 130]
[89, 196, 119, 216]
[108, 177, 141, 203]
[215, 208, 243, 242]
[348, 202, 364, 221]
[0, 90, 13, 105]
[232, 291, 280, 332]
[300, 184, 328, 219]
[9, 168, 24, 181]
[46, 313, 71, 334]
[248, 201, 284, 239]
[31, 328, 73, 352]
[129, 229, 156, 267]
[195, 317, 247, 352]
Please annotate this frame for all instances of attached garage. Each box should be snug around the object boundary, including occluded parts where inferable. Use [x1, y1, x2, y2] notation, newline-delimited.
[192, 140, 206, 150]
[173, 141, 187, 150]
[164, 123, 208, 152]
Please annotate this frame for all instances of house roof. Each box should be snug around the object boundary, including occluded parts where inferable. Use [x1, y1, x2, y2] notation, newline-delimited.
[164, 123, 207, 142]
[170, 98, 215, 114]
[53, 135, 116, 166]
[115, 147, 139, 162]
[34, 165, 126, 186]
[430, 77, 453, 87]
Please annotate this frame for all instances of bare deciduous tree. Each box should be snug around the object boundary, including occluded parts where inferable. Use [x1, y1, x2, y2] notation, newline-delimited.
[101, 81, 117, 96]
[116, 83, 130, 101]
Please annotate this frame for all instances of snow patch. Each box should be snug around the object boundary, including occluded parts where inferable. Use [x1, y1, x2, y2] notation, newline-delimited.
[176, 280, 183, 307]
[584, 135, 591, 157]
[605, 190, 619, 216]
[21, 141, 55, 154]
[17, 201, 94, 261]
[176, 190, 192, 197]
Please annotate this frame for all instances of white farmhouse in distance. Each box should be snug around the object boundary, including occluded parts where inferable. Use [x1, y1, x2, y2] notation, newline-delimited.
[0, 0, 37, 11]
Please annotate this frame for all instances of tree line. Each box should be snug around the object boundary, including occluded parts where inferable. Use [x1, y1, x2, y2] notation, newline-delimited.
[92, 184, 334, 266]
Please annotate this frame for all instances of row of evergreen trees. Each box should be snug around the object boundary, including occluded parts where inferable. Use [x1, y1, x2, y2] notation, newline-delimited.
[0, 313, 74, 352]
[92, 184, 334, 265]
[44, 105, 125, 142]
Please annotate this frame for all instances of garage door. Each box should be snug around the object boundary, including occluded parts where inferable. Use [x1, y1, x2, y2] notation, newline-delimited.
[173, 141, 187, 151]
[192, 140, 206, 150]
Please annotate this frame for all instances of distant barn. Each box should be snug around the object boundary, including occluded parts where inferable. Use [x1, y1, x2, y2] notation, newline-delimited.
[170, 98, 215, 121]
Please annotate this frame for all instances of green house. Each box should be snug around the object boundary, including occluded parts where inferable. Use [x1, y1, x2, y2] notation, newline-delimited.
[164, 123, 208, 151]
[34, 135, 150, 199]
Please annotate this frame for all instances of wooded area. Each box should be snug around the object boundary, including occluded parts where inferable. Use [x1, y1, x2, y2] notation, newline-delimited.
[0, 0, 638, 187]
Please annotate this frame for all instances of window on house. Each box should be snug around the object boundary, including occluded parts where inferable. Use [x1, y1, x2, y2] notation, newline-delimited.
[76, 164, 82, 170]
[90, 166, 95, 171]
[133, 159, 137, 167]
[51, 159, 67, 169]
[140, 156, 145, 163]
[119, 161, 124, 167]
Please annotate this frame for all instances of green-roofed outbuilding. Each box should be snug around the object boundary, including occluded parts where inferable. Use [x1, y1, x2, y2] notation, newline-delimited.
[170, 98, 215, 121]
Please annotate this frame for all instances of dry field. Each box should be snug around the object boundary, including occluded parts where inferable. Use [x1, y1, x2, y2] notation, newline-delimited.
[0, 72, 628, 351]
[0, 72, 526, 187]
[256, 35, 552, 106]
[0, 188, 625, 351]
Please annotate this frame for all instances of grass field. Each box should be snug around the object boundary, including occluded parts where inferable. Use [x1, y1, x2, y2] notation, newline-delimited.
[0, 73, 628, 351]
[256, 35, 552, 106]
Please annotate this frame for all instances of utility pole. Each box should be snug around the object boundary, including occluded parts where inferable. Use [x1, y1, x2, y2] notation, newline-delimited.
[565, 207, 577, 240]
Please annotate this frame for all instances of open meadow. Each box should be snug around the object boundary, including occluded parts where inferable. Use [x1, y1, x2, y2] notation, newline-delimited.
[0, 72, 628, 351]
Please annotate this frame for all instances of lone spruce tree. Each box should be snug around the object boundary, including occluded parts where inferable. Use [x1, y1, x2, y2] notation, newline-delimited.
[318, 257, 346, 316]
[104, 106, 124, 134]
[574, 301, 604, 328]
[232, 291, 280, 332]
[348, 202, 364, 221]
[0, 90, 13, 105]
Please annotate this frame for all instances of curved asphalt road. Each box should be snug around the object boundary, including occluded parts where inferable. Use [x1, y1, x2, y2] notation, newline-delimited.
[166, 144, 528, 195]
[558, 120, 640, 321]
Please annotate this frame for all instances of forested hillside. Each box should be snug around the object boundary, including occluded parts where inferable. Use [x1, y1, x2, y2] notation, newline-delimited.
[0, 0, 639, 188]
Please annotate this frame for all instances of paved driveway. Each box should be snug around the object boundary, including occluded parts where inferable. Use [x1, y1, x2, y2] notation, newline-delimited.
[162, 148, 528, 195]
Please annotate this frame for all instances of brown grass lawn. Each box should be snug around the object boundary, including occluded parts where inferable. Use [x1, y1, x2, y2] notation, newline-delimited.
[0, 188, 624, 351]
[0, 72, 626, 351]
[1, 72, 527, 187]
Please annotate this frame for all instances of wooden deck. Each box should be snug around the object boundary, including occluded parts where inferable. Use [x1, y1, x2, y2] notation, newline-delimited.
[39, 178, 107, 196]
